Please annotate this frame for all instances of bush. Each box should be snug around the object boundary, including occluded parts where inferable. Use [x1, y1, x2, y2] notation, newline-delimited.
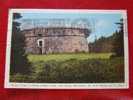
[10, 57, 124, 83]
[10, 73, 32, 83]
[32, 58, 124, 83]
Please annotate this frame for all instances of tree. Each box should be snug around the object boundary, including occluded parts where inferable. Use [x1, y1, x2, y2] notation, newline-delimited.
[10, 13, 31, 75]
[89, 35, 114, 53]
[113, 19, 124, 56]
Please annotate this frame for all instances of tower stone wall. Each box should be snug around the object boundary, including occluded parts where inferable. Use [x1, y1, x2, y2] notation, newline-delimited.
[22, 27, 90, 54]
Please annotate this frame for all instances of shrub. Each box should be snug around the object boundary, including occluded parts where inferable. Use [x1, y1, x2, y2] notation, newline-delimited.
[10, 57, 124, 83]
[10, 73, 32, 83]
[33, 58, 124, 83]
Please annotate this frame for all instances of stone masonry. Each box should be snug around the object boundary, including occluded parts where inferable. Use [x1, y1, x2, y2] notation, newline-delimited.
[22, 27, 90, 54]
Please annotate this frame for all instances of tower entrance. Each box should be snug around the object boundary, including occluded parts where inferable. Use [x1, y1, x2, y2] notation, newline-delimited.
[37, 39, 44, 54]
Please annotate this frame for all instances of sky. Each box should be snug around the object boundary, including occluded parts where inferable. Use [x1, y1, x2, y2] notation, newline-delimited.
[18, 12, 123, 43]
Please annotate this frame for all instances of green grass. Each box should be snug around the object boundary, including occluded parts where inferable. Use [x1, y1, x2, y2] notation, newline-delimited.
[10, 56, 124, 83]
[11, 53, 124, 83]
[28, 53, 113, 62]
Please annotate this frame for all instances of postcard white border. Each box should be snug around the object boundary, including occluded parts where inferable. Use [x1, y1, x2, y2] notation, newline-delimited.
[5, 9, 129, 89]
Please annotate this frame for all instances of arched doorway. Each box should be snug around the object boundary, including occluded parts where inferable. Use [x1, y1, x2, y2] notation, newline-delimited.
[37, 39, 44, 54]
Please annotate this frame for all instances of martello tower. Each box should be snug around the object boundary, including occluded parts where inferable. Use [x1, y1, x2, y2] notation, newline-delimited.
[22, 27, 90, 54]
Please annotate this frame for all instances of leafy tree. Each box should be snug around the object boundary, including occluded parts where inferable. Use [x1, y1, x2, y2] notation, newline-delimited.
[10, 13, 31, 75]
[89, 36, 114, 53]
[89, 19, 124, 56]
[113, 19, 124, 56]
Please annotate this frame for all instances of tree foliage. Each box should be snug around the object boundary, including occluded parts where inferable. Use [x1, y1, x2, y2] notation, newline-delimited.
[89, 35, 115, 53]
[89, 19, 124, 57]
[113, 19, 124, 56]
[10, 13, 31, 75]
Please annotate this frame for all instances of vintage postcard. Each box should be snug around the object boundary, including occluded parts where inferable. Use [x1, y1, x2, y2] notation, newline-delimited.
[5, 9, 129, 89]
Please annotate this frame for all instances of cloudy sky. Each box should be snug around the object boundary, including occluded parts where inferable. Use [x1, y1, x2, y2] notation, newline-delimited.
[19, 12, 123, 42]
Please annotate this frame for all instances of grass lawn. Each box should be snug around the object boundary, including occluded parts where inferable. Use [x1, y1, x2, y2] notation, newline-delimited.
[11, 53, 124, 83]
[28, 53, 113, 62]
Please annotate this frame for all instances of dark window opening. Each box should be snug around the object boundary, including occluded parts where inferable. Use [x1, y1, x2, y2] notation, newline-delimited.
[38, 34, 42, 37]
[39, 41, 42, 47]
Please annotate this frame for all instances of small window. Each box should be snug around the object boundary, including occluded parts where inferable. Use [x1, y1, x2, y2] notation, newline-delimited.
[38, 33, 42, 37]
